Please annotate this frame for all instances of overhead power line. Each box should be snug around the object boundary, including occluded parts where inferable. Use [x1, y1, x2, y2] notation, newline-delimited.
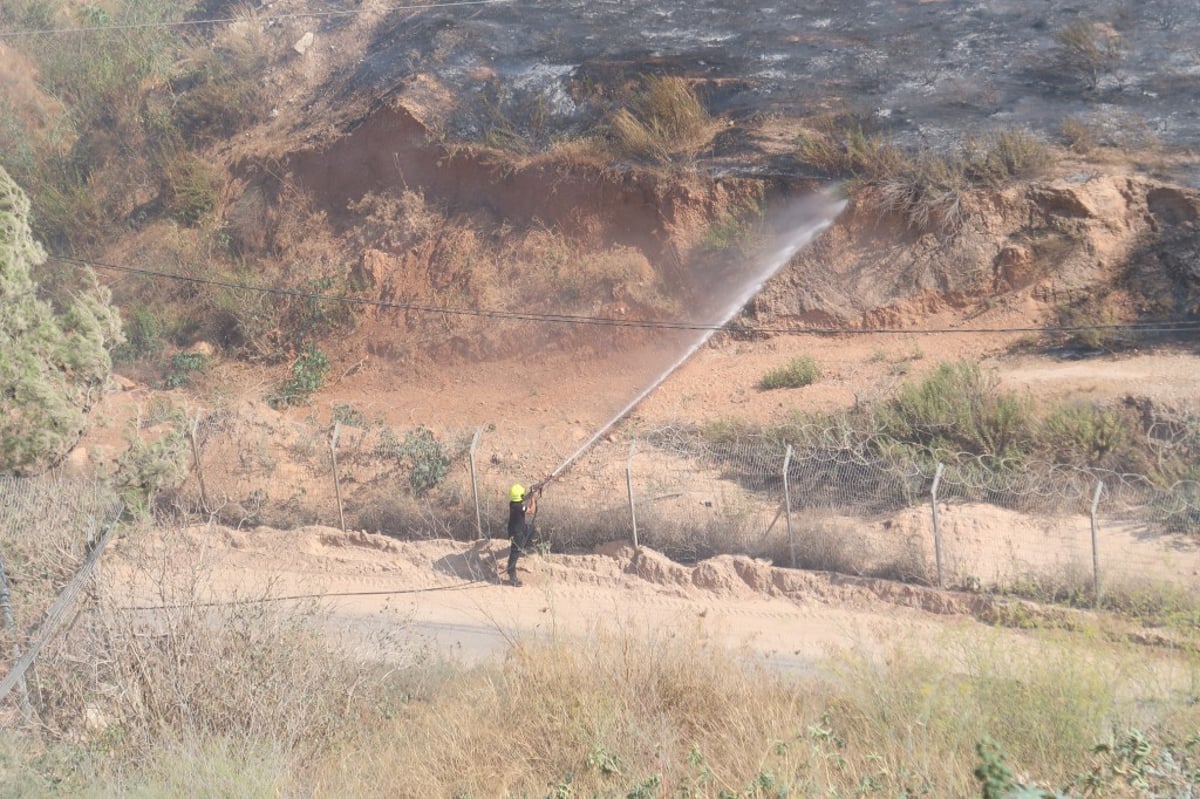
[55, 254, 1200, 338]
[0, 0, 514, 38]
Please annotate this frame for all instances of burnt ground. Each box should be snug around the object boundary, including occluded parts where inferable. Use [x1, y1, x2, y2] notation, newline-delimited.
[316, 0, 1200, 179]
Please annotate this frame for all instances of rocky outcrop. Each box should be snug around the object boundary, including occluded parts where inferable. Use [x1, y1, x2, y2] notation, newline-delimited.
[756, 176, 1200, 328]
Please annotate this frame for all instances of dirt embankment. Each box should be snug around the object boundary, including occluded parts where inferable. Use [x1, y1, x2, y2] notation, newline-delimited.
[755, 176, 1200, 330]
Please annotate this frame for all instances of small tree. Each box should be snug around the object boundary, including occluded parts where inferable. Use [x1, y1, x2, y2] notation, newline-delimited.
[0, 166, 122, 474]
[1054, 20, 1121, 90]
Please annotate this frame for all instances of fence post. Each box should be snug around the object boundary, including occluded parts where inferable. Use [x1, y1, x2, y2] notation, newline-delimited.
[469, 427, 483, 540]
[329, 422, 346, 532]
[1090, 480, 1104, 608]
[188, 414, 209, 513]
[930, 462, 945, 589]
[0, 555, 33, 724]
[783, 445, 795, 568]
[626, 441, 638, 549]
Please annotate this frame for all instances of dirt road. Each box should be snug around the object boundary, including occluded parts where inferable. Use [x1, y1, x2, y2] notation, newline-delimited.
[107, 525, 975, 671]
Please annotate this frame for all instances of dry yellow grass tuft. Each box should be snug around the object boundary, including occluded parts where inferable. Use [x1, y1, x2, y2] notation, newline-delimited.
[609, 76, 720, 164]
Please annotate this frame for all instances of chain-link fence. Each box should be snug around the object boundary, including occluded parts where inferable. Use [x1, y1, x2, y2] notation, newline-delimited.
[128, 404, 1200, 602]
[0, 476, 123, 721]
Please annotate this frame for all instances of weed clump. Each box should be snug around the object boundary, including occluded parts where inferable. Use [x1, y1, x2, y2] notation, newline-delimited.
[609, 76, 716, 164]
[875, 361, 1034, 463]
[268, 343, 330, 408]
[760, 356, 822, 390]
[875, 129, 1056, 233]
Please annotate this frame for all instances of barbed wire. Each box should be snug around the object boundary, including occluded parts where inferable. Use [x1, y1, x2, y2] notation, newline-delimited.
[2, 414, 1198, 613]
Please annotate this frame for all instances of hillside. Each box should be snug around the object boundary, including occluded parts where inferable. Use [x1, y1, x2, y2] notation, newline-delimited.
[3, 1, 1200, 793]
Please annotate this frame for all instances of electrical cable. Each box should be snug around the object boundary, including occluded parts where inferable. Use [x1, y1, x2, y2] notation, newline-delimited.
[0, 0, 516, 38]
[54, 253, 1200, 337]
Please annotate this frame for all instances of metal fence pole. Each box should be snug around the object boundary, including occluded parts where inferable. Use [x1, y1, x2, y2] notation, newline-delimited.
[469, 427, 483, 540]
[1090, 480, 1104, 608]
[930, 462, 945, 589]
[329, 422, 346, 532]
[0, 504, 124, 708]
[783, 445, 795, 568]
[626, 441, 638, 548]
[188, 414, 209, 513]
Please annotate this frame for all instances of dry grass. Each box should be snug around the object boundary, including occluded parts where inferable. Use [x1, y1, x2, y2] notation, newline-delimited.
[309, 624, 1196, 798]
[874, 128, 1057, 233]
[794, 115, 905, 179]
[3, 493, 1199, 795]
[609, 76, 719, 164]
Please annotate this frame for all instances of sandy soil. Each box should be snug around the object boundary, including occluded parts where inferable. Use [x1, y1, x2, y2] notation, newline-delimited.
[91, 296, 1200, 673]
[105, 524, 1040, 671]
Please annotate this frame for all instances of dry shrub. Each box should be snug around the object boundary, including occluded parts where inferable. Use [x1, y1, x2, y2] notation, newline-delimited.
[308, 624, 1191, 798]
[875, 129, 1055, 233]
[34, 525, 430, 764]
[172, 6, 271, 143]
[320, 627, 810, 797]
[876, 151, 973, 233]
[792, 510, 930, 583]
[1054, 20, 1122, 90]
[0, 476, 118, 629]
[609, 76, 717, 163]
[347, 189, 443, 251]
[795, 115, 904, 178]
[1061, 116, 1101, 154]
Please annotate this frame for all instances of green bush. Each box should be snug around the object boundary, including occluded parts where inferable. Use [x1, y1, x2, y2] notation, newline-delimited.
[0, 166, 122, 474]
[162, 152, 225, 226]
[377, 427, 450, 496]
[113, 304, 166, 363]
[268, 343, 330, 408]
[759, 356, 822, 390]
[874, 361, 1034, 461]
[113, 416, 191, 517]
[1039, 403, 1139, 470]
[163, 351, 209, 389]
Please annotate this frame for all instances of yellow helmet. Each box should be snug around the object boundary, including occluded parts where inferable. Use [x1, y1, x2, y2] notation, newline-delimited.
[509, 483, 526, 503]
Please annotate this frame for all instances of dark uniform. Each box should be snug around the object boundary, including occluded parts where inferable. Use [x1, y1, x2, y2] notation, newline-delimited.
[506, 488, 536, 586]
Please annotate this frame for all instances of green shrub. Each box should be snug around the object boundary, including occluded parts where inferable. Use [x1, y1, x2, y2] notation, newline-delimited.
[1039, 403, 1138, 470]
[268, 343, 330, 408]
[0, 166, 122, 474]
[377, 426, 450, 496]
[113, 304, 166, 363]
[163, 351, 209, 389]
[332, 403, 369, 430]
[113, 416, 191, 517]
[701, 193, 764, 252]
[163, 152, 225, 226]
[874, 361, 1034, 461]
[760, 356, 822, 390]
[1055, 301, 1133, 352]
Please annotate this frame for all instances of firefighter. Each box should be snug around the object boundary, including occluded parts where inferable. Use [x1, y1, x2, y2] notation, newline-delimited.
[505, 482, 538, 586]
